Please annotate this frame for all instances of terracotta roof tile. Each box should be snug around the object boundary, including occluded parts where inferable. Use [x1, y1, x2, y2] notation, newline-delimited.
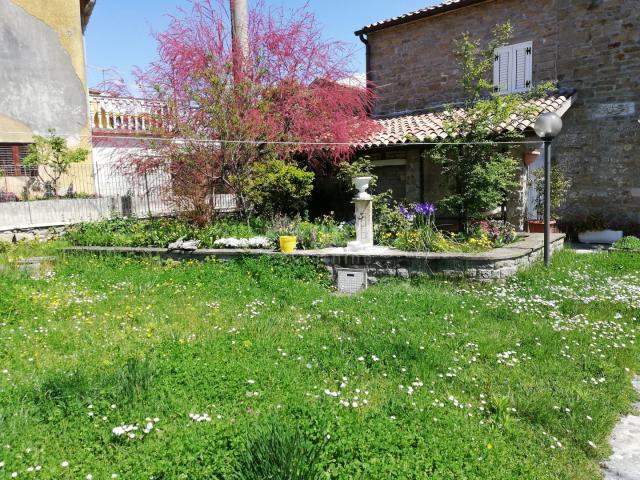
[358, 90, 576, 148]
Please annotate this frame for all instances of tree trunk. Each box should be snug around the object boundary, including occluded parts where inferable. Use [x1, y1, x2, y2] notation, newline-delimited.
[230, 0, 249, 83]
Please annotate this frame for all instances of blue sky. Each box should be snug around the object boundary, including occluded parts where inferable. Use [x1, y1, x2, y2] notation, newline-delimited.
[85, 0, 437, 91]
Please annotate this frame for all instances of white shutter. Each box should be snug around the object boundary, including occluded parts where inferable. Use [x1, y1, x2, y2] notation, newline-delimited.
[512, 41, 533, 92]
[493, 46, 511, 93]
[493, 41, 533, 94]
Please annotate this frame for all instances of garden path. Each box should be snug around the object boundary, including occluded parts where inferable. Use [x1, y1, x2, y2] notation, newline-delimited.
[603, 376, 640, 480]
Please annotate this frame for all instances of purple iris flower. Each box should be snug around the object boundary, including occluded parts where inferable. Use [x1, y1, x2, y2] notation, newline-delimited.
[414, 202, 437, 216]
[399, 206, 414, 220]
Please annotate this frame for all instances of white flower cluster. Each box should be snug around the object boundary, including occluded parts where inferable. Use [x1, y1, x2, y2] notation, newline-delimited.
[112, 418, 158, 439]
[189, 413, 212, 422]
[112, 424, 138, 437]
[496, 350, 531, 367]
[213, 236, 273, 249]
[543, 431, 564, 449]
[399, 379, 424, 395]
[323, 377, 370, 408]
[586, 376, 606, 385]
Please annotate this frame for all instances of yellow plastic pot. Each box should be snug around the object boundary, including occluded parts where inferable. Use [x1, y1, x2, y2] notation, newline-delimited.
[279, 236, 297, 253]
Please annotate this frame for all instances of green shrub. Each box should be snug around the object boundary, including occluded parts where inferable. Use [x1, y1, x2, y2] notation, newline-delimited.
[336, 155, 378, 193]
[23, 129, 88, 198]
[244, 159, 315, 216]
[613, 236, 640, 251]
[427, 23, 558, 230]
[529, 166, 570, 220]
[231, 419, 325, 480]
[373, 192, 409, 246]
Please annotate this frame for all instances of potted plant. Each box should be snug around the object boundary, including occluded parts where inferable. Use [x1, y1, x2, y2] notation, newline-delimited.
[278, 234, 297, 253]
[527, 166, 570, 233]
[575, 215, 624, 244]
[271, 214, 299, 254]
[523, 148, 541, 167]
[337, 156, 378, 196]
[353, 176, 373, 200]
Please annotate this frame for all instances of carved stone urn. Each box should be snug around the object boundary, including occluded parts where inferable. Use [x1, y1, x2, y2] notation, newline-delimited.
[353, 176, 373, 200]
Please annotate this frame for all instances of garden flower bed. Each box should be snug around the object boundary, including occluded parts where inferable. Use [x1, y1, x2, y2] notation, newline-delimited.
[63, 213, 559, 283]
[64, 207, 521, 254]
[0, 242, 638, 478]
[63, 216, 355, 251]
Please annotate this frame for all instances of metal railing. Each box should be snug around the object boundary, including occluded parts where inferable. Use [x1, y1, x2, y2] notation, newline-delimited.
[0, 160, 238, 230]
[89, 94, 166, 133]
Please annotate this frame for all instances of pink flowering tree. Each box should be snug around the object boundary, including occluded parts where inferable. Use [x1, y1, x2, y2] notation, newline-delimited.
[125, 0, 378, 223]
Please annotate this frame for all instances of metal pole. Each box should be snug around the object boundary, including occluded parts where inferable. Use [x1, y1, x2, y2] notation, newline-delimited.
[544, 138, 551, 266]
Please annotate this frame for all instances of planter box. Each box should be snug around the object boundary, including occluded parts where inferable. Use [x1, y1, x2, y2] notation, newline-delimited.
[578, 229, 623, 244]
[527, 220, 559, 234]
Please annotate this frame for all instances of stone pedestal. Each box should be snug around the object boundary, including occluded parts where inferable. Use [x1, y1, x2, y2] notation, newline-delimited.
[346, 177, 375, 253]
[347, 197, 373, 252]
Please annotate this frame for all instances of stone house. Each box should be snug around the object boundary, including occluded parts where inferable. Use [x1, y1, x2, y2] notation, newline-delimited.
[355, 0, 640, 232]
[0, 0, 96, 199]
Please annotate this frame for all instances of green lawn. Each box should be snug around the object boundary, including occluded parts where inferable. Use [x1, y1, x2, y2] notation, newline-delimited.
[0, 243, 638, 479]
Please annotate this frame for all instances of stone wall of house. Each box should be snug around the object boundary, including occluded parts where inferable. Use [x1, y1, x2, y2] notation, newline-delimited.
[365, 148, 423, 203]
[366, 0, 640, 232]
[554, 0, 640, 232]
[367, 0, 558, 115]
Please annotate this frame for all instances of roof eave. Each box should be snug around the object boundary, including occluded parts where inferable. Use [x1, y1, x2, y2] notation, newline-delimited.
[354, 0, 491, 37]
[81, 0, 96, 32]
[356, 90, 577, 149]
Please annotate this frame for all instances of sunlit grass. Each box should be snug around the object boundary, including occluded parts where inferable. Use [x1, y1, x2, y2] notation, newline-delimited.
[0, 243, 638, 479]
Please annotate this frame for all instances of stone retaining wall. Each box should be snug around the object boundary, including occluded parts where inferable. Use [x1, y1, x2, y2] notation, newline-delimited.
[321, 233, 564, 283]
[66, 233, 565, 283]
[0, 226, 66, 243]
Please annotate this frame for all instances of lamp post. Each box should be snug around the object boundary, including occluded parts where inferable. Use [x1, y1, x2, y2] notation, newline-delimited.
[533, 112, 563, 267]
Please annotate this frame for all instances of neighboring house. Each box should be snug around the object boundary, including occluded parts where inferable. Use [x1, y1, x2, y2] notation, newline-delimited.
[89, 90, 169, 200]
[89, 91, 238, 214]
[0, 0, 96, 199]
[355, 0, 640, 232]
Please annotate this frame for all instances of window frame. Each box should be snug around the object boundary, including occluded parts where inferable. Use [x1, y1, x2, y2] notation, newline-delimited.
[0, 143, 37, 177]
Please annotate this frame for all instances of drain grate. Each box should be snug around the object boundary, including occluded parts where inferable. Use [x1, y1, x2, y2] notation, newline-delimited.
[336, 268, 367, 294]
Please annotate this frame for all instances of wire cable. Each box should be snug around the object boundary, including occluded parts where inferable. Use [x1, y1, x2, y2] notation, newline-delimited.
[0, 131, 544, 147]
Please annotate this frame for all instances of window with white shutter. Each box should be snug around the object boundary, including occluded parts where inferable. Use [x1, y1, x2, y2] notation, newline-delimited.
[493, 41, 533, 94]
